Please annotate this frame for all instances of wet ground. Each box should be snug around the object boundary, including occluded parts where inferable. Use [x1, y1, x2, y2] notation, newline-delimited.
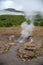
[0, 34, 43, 65]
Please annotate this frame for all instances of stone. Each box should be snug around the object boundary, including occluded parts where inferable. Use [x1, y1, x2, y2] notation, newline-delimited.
[24, 42, 36, 50]
[8, 42, 15, 45]
[17, 47, 35, 60]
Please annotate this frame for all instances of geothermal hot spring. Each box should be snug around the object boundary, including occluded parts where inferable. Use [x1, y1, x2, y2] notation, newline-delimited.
[0, 0, 43, 65]
[0, 12, 43, 65]
[17, 9, 35, 44]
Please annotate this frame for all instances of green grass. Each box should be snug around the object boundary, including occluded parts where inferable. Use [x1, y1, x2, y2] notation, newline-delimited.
[0, 14, 43, 27]
[0, 15, 26, 27]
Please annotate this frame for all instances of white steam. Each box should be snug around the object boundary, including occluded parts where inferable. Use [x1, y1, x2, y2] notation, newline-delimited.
[17, 0, 42, 43]
[18, 22, 34, 43]
[21, 22, 34, 37]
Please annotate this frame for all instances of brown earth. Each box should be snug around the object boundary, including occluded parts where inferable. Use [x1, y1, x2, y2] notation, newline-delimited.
[0, 27, 43, 36]
[0, 27, 43, 65]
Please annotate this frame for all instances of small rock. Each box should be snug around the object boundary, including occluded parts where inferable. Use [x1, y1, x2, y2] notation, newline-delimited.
[8, 42, 15, 45]
[24, 42, 36, 50]
[9, 35, 15, 41]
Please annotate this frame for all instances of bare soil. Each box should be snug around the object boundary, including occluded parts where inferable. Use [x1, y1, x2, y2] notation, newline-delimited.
[0, 27, 43, 65]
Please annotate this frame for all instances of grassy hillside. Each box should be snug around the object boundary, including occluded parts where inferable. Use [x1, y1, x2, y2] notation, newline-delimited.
[0, 15, 26, 27]
[0, 14, 43, 27]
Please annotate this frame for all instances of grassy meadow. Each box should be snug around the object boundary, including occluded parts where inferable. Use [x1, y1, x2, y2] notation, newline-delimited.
[0, 13, 43, 27]
[0, 15, 26, 27]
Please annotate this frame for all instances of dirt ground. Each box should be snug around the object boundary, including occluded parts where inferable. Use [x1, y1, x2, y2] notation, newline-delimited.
[0, 27, 43, 65]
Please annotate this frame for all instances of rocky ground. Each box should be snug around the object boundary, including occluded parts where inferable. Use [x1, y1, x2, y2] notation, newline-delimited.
[0, 27, 43, 65]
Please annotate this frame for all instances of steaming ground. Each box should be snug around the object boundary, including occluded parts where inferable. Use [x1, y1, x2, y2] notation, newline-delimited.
[18, 22, 34, 43]
[0, 27, 43, 65]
